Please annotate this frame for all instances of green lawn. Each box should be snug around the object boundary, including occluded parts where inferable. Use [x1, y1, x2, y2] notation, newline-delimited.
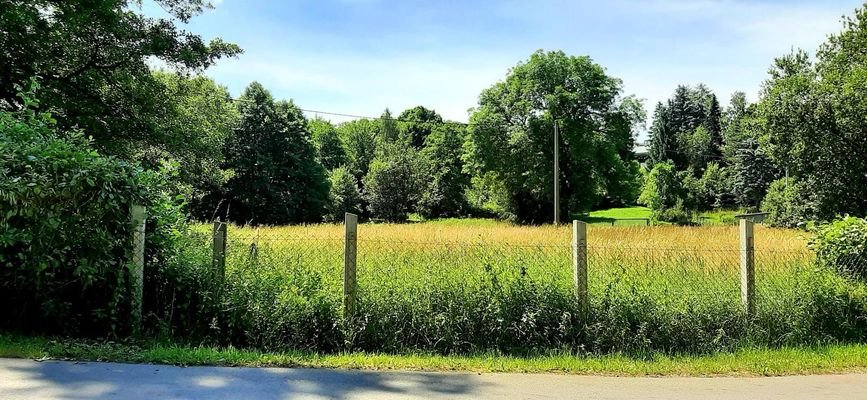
[1, 335, 865, 376]
[589, 206, 652, 219]
[574, 207, 742, 226]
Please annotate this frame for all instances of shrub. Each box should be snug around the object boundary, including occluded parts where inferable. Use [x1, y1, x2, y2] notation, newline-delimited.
[638, 161, 682, 212]
[0, 98, 200, 339]
[761, 178, 811, 228]
[362, 144, 423, 221]
[0, 105, 148, 336]
[327, 166, 363, 221]
[810, 216, 867, 282]
[654, 201, 695, 225]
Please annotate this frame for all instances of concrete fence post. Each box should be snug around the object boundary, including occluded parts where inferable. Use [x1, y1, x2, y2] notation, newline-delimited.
[740, 219, 755, 316]
[572, 220, 588, 311]
[212, 218, 227, 280]
[130, 204, 146, 336]
[343, 213, 358, 318]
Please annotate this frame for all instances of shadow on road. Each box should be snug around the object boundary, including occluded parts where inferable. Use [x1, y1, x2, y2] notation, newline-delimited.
[0, 359, 485, 399]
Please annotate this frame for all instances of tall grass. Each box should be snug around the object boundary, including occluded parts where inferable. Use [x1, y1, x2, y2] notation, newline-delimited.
[155, 222, 867, 355]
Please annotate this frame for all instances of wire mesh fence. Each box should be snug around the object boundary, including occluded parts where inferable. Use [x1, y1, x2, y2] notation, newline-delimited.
[199, 221, 858, 318]
[169, 217, 867, 352]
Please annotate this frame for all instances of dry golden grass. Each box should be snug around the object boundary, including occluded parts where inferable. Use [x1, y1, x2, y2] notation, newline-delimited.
[225, 219, 808, 251]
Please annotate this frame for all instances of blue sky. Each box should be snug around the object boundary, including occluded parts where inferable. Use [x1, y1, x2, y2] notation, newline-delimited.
[145, 0, 862, 135]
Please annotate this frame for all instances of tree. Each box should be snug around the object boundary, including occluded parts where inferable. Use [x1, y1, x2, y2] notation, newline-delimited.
[398, 105, 443, 149]
[309, 118, 347, 171]
[379, 108, 399, 144]
[465, 50, 643, 223]
[153, 71, 238, 216]
[417, 125, 470, 218]
[648, 84, 721, 172]
[638, 161, 683, 213]
[218, 82, 329, 224]
[679, 126, 713, 172]
[363, 143, 424, 222]
[337, 119, 379, 184]
[704, 94, 723, 162]
[648, 102, 678, 166]
[327, 166, 363, 221]
[700, 162, 734, 209]
[0, 0, 241, 169]
[757, 5, 867, 221]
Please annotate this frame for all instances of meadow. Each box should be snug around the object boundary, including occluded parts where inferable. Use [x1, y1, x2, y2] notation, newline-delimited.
[164, 220, 867, 356]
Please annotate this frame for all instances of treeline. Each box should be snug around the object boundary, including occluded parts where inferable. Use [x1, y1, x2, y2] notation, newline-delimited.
[190, 50, 645, 224]
[3, 0, 867, 230]
[640, 5, 867, 227]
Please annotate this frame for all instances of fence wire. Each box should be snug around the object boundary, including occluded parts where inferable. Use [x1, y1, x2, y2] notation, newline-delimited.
[199, 222, 866, 319]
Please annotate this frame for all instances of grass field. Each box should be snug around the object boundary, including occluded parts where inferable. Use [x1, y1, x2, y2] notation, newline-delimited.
[164, 219, 867, 355]
[3, 335, 866, 376]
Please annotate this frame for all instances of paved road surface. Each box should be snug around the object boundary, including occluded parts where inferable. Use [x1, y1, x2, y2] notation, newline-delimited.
[0, 358, 865, 399]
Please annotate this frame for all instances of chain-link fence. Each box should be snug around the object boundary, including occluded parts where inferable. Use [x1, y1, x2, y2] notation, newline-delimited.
[166, 216, 867, 352]
[198, 219, 866, 319]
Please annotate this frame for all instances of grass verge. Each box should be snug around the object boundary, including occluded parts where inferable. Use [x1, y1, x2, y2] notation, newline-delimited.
[1, 335, 866, 376]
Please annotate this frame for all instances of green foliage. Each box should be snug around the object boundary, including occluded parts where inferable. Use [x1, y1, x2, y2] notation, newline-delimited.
[655, 202, 694, 225]
[153, 72, 239, 216]
[638, 161, 682, 213]
[758, 6, 867, 221]
[649, 84, 721, 170]
[417, 125, 470, 218]
[337, 119, 379, 183]
[217, 83, 329, 224]
[0, 0, 241, 174]
[761, 178, 811, 228]
[465, 50, 643, 222]
[810, 217, 867, 282]
[700, 162, 734, 209]
[362, 144, 424, 221]
[398, 105, 443, 149]
[327, 167, 363, 221]
[309, 118, 348, 172]
[680, 126, 713, 172]
[0, 102, 148, 336]
[466, 172, 511, 218]
[379, 108, 399, 144]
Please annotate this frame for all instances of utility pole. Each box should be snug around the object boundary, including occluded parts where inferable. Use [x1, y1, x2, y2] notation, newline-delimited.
[554, 120, 560, 225]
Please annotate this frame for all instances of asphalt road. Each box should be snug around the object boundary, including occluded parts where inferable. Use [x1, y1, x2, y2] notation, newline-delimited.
[0, 358, 865, 400]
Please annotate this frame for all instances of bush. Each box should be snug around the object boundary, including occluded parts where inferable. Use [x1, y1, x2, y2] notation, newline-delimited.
[654, 202, 695, 225]
[0, 105, 149, 336]
[810, 216, 867, 282]
[761, 178, 811, 228]
[362, 144, 423, 222]
[327, 166, 363, 221]
[0, 100, 200, 339]
[638, 161, 682, 212]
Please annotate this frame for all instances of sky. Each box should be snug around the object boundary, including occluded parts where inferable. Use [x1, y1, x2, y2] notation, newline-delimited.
[145, 0, 862, 137]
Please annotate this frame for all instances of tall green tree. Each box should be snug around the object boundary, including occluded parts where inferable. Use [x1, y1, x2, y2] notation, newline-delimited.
[398, 105, 443, 149]
[309, 118, 347, 171]
[363, 143, 423, 222]
[758, 5, 867, 222]
[327, 166, 363, 221]
[337, 119, 379, 184]
[379, 108, 399, 144]
[704, 94, 723, 162]
[152, 72, 238, 213]
[417, 125, 470, 218]
[648, 84, 721, 172]
[0, 0, 241, 168]
[465, 50, 643, 223]
[218, 82, 329, 224]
